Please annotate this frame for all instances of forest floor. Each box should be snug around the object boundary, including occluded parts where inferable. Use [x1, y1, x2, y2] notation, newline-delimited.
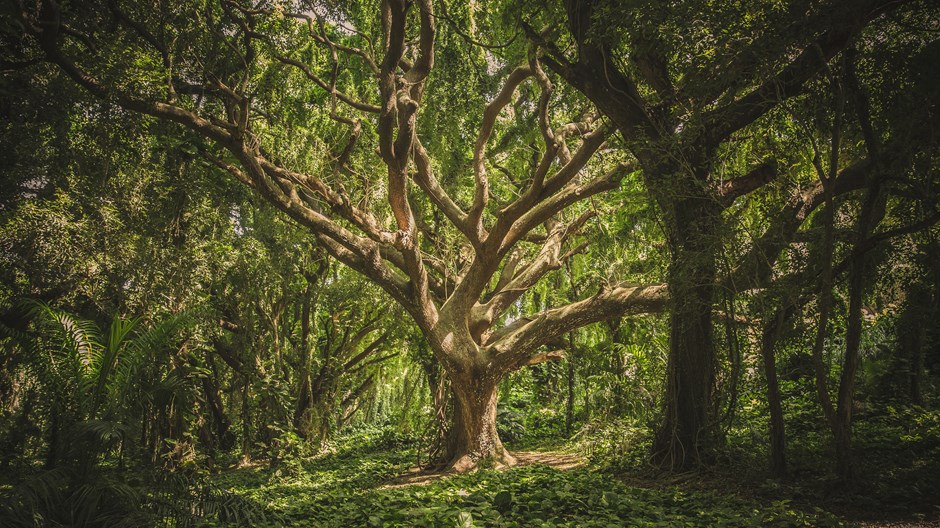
[216, 447, 842, 527]
[214, 438, 842, 527]
[213, 406, 940, 527]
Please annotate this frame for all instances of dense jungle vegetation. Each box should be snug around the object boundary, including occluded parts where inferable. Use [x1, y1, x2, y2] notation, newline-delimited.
[1, 0, 939, 526]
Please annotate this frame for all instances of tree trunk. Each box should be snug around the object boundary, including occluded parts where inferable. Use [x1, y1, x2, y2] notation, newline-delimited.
[655, 287, 716, 469]
[294, 376, 313, 437]
[835, 256, 865, 479]
[202, 366, 235, 451]
[565, 355, 575, 435]
[294, 278, 316, 436]
[900, 286, 929, 406]
[240, 381, 251, 463]
[834, 169, 886, 479]
[654, 197, 719, 470]
[761, 309, 787, 477]
[446, 371, 515, 472]
[316, 405, 332, 449]
[910, 323, 924, 406]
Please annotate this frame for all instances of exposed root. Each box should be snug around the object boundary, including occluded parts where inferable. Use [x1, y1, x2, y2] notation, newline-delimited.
[383, 450, 584, 488]
[447, 449, 517, 473]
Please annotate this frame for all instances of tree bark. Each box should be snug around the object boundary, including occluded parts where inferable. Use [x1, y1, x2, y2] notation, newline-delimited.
[910, 323, 925, 406]
[900, 286, 929, 406]
[834, 161, 886, 479]
[445, 370, 515, 471]
[565, 351, 575, 435]
[240, 381, 251, 463]
[294, 280, 315, 436]
[761, 309, 787, 477]
[201, 366, 235, 451]
[835, 260, 864, 479]
[653, 196, 720, 470]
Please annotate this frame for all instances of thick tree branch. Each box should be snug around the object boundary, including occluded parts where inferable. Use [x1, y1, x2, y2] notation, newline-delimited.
[474, 210, 596, 334]
[469, 65, 533, 239]
[516, 350, 566, 368]
[502, 160, 635, 253]
[486, 283, 668, 361]
[413, 137, 473, 243]
[492, 125, 608, 250]
[699, 0, 906, 149]
[718, 160, 778, 204]
[726, 157, 874, 293]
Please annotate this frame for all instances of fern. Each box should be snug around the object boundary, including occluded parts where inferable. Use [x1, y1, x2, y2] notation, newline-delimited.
[0, 466, 273, 527]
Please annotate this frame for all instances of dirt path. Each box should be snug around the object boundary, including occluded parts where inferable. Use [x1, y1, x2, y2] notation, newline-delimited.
[383, 450, 585, 488]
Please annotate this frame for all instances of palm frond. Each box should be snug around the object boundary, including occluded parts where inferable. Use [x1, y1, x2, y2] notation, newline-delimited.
[26, 300, 102, 377]
[90, 314, 141, 414]
[75, 419, 131, 446]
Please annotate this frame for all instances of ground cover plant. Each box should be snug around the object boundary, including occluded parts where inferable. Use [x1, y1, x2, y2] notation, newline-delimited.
[211, 426, 847, 528]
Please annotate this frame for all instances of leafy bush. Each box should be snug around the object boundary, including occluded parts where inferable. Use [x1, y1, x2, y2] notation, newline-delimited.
[575, 417, 652, 470]
[497, 409, 526, 443]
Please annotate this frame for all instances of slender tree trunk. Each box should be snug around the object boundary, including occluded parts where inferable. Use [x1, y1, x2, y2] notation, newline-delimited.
[294, 279, 316, 436]
[565, 355, 575, 435]
[721, 293, 743, 433]
[446, 371, 514, 471]
[341, 375, 376, 428]
[835, 163, 886, 479]
[149, 409, 160, 466]
[811, 182, 838, 444]
[202, 365, 235, 451]
[396, 371, 419, 426]
[835, 263, 864, 478]
[910, 323, 925, 406]
[900, 287, 929, 406]
[316, 401, 332, 449]
[240, 381, 251, 463]
[761, 309, 787, 477]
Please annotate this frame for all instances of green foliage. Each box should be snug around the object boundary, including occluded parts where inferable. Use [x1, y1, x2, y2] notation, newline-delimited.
[575, 417, 652, 470]
[216, 435, 841, 527]
[496, 408, 527, 443]
[0, 467, 272, 528]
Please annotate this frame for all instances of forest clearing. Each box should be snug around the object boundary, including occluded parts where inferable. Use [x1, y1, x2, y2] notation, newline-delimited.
[1, 0, 939, 526]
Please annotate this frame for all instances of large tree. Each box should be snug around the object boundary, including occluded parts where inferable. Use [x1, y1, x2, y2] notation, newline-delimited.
[10, 0, 670, 470]
[523, 0, 935, 467]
